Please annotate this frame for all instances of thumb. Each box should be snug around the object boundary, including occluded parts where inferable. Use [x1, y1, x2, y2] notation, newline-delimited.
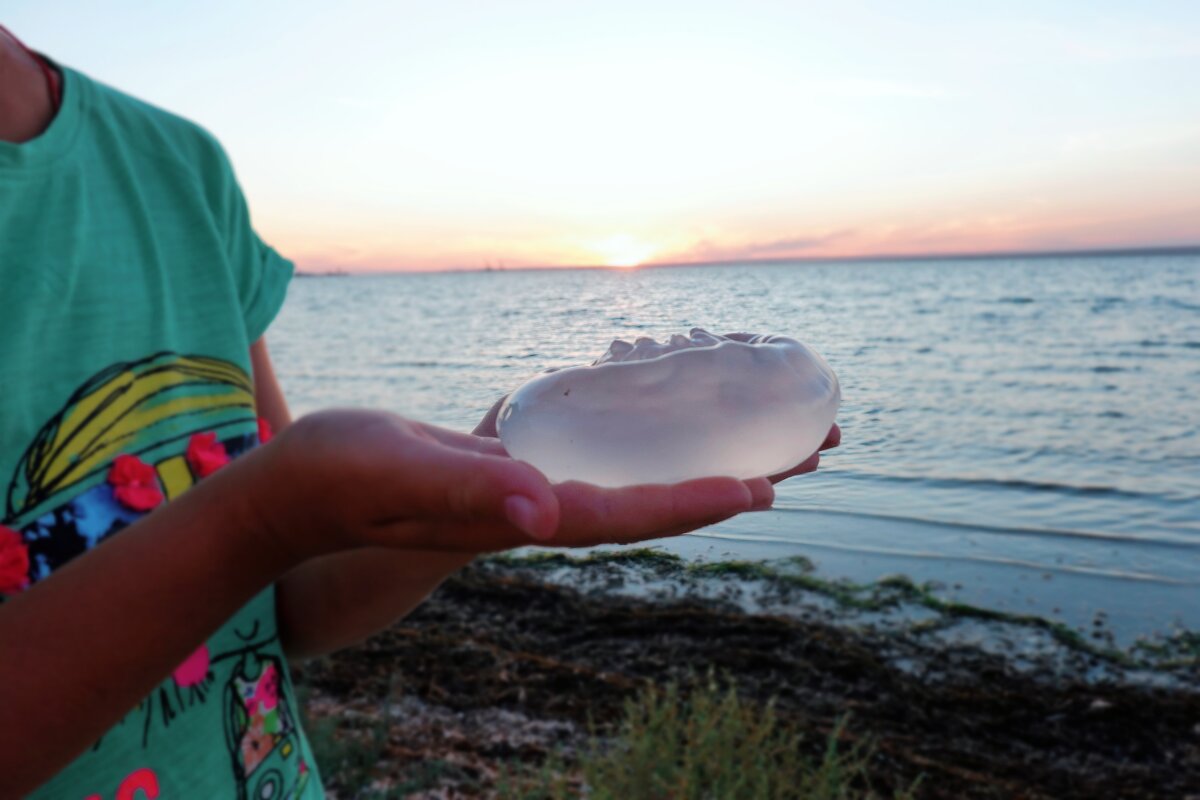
[400, 441, 559, 540]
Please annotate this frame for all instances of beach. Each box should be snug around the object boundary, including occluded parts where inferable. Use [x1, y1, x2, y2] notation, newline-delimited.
[273, 253, 1200, 797]
[297, 557, 1200, 798]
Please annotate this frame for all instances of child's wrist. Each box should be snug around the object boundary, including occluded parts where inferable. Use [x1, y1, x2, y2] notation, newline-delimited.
[238, 415, 345, 565]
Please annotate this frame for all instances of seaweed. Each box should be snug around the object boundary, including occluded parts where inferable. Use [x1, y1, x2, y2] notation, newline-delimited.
[481, 550, 1197, 671]
[297, 567, 1200, 798]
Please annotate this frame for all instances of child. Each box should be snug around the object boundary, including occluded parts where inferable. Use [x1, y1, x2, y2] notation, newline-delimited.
[0, 26, 836, 798]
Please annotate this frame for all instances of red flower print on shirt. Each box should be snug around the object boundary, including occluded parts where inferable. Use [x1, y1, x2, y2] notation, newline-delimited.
[257, 416, 273, 444]
[83, 766, 160, 800]
[186, 432, 229, 478]
[0, 525, 30, 595]
[172, 643, 210, 687]
[108, 454, 164, 512]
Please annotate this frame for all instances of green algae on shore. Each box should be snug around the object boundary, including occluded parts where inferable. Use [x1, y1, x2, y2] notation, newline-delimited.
[484, 548, 1200, 674]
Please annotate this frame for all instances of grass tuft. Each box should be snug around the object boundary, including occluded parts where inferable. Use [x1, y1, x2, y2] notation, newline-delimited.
[500, 673, 919, 799]
[303, 709, 389, 795]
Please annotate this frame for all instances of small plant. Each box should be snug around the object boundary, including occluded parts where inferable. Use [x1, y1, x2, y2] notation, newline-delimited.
[304, 709, 390, 795]
[499, 673, 919, 799]
[299, 678, 396, 798]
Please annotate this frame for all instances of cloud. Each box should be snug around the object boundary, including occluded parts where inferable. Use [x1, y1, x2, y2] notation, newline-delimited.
[662, 229, 856, 264]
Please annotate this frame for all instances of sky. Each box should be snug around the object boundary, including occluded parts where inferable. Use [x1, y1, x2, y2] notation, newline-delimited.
[8, 1, 1200, 270]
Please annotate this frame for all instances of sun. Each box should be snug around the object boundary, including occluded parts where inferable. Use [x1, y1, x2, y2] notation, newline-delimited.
[595, 234, 654, 269]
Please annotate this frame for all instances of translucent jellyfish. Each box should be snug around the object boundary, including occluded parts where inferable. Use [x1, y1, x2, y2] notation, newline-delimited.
[497, 329, 840, 487]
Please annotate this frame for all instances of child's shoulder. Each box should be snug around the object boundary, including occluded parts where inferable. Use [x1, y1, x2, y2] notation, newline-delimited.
[68, 66, 236, 188]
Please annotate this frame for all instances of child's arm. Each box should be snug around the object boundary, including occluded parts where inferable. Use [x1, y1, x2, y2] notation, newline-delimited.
[249, 338, 477, 657]
[0, 410, 542, 795]
[0, 404, 766, 797]
[252, 340, 775, 659]
[0, 439, 292, 798]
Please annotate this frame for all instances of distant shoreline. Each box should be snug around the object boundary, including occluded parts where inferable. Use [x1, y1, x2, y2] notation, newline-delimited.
[294, 243, 1200, 277]
[638, 242, 1200, 272]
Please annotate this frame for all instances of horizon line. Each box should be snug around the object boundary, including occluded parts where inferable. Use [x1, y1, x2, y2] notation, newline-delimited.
[294, 242, 1200, 277]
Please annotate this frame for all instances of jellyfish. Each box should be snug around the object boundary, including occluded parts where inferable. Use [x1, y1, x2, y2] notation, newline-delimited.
[498, 329, 840, 487]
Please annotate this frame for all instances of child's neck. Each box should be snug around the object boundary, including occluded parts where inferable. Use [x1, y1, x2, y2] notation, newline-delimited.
[0, 28, 56, 144]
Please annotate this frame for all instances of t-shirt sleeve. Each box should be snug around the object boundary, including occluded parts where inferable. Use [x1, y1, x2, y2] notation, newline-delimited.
[237, 232, 294, 344]
[212, 147, 294, 344]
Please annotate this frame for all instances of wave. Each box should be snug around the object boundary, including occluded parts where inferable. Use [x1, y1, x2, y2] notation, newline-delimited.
[833, 469, 1164, 502]
[690, 531, 1198, 586]
[378, 360, 488, 370]
[765, 506, 1200, 550]
[1157, 297, 1200, 312]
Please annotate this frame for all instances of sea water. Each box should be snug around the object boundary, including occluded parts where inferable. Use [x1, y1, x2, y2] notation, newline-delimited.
[269, 252, 1200, 645]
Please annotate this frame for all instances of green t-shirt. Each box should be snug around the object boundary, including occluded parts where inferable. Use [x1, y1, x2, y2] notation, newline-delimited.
[0, 63, 323, 798]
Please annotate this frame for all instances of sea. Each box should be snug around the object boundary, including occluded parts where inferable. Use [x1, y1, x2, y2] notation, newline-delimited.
[269, 251, 1200, 647]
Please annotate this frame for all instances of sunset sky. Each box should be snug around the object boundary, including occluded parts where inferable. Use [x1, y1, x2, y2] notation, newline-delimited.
[9, 1, 1200, 270]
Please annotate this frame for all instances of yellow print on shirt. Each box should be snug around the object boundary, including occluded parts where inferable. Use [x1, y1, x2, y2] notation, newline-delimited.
[6, 351, 255, 528]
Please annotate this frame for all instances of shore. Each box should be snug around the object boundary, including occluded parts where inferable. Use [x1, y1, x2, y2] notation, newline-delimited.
[297, 558, 1200, 799]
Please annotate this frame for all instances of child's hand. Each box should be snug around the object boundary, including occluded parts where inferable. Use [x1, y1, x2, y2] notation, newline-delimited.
[251, 409, 769, 562]
[252, 409, 552, 560]
[766, 423, 841, 483]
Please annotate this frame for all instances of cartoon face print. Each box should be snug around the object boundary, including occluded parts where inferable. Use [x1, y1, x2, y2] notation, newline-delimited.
[226, 653, 310, 800]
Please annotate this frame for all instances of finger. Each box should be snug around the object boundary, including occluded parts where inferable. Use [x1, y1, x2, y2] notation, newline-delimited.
[472, 396, 507, 438]
[419, 422, 508, 456]
[767, 423, 838, 483]
[395, 507, 744, 553]
[820, 423, 841, 451]
[769, 452, 819, 484]
[598, 477, 773, 542]
[391, 477, 773, 551]
[407, 508, 740, 552]
[372, 438, 559, 541]
[550, 476, 763, 545]
[372, 518, 533, 553]
[720, 332, 758, 342]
